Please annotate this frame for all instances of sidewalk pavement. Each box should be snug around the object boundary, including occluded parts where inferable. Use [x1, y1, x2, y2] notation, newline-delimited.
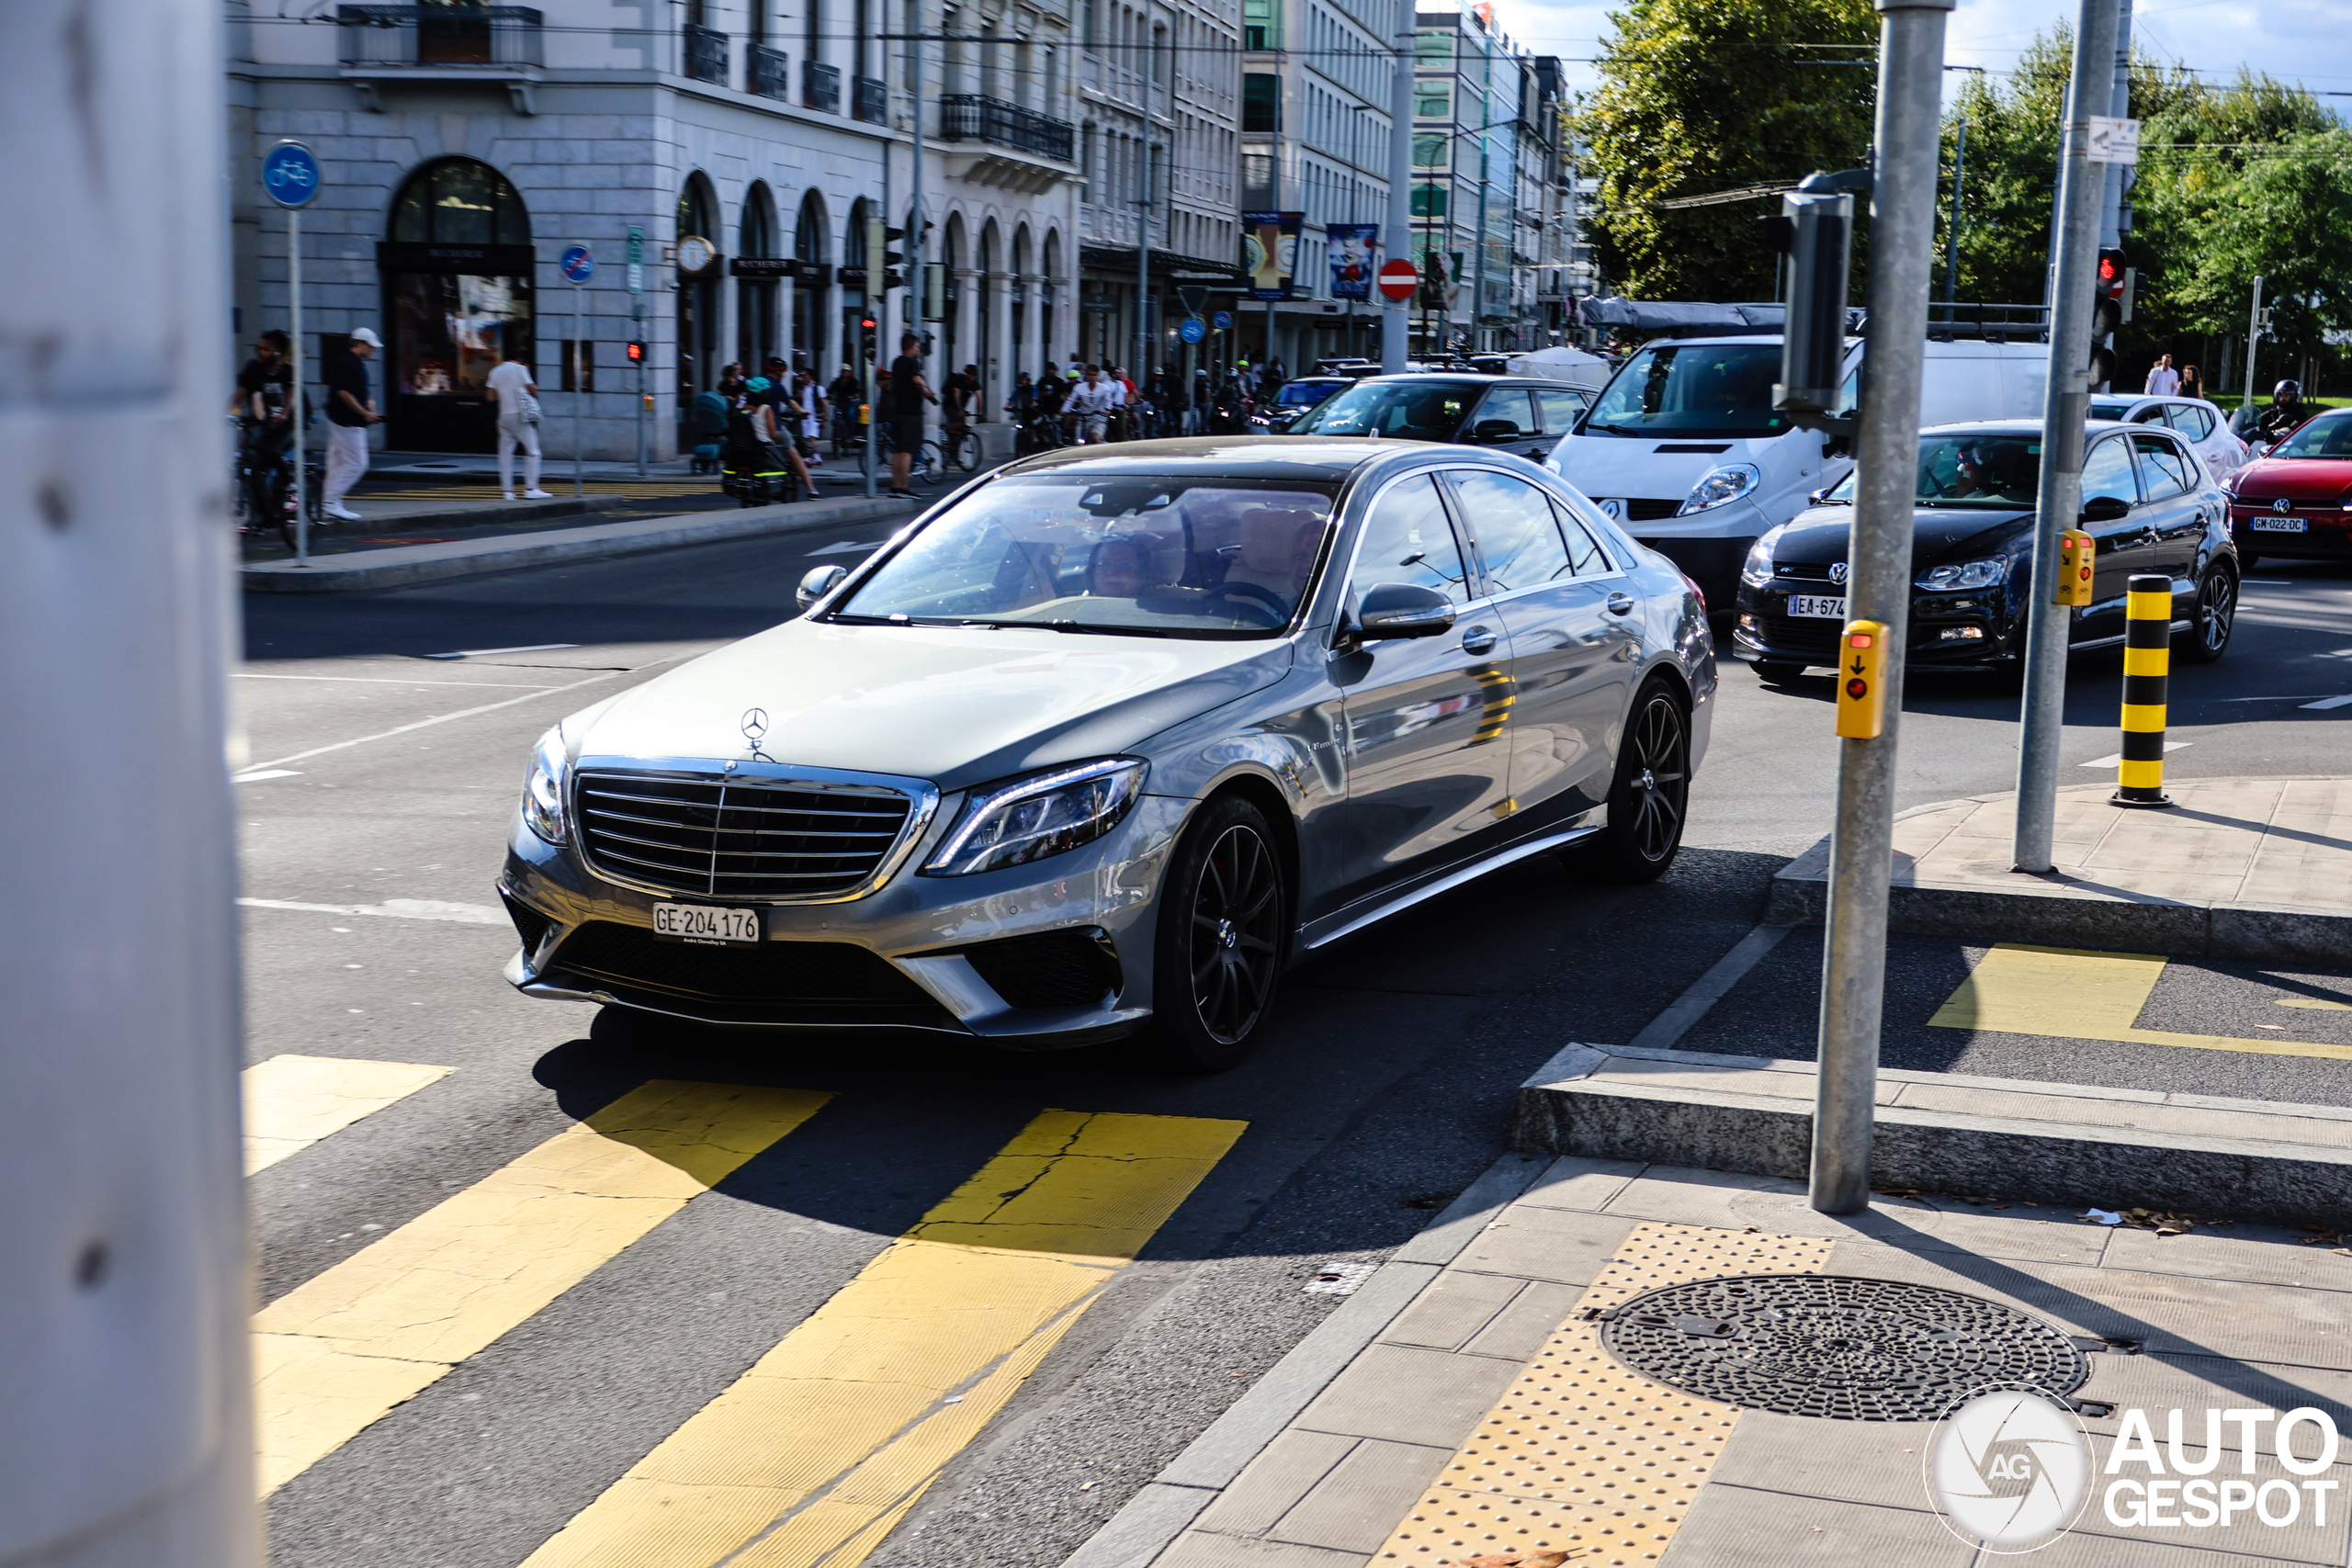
[1072, 1151, 2352, 1568]
[1771, 779, 2352, 964]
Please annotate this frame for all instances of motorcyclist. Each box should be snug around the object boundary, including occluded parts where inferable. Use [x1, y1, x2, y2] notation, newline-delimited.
[2256, 379, 2310, 445]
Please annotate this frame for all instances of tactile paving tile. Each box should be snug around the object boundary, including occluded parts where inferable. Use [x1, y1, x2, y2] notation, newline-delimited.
[1372, 1223, 1835, 1567]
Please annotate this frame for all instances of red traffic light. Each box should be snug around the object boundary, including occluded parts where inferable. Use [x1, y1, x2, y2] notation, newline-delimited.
[624, 340, 644, 363]
[859, 316, 876, 331]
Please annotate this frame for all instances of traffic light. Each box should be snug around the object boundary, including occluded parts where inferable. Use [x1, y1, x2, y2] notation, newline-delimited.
[624, 340, 644, 366]
[881, 225, 907, 292]
[1775, 187, 1854, 419]
[2091, 249, 2126, 389]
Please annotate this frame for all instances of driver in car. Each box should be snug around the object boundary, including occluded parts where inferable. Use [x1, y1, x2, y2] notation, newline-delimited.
[1085, 536, 1165, 599]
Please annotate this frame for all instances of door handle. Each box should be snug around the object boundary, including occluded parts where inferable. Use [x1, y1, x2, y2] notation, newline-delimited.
[1460, 625, 1498, 655]
[1605, 592, 1636, 615]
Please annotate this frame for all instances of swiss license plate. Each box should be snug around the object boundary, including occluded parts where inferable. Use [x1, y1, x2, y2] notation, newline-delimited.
[1786, 593, 1848, 619]
[2249, 516, 2309, 533]
[651, 903, 761, 945]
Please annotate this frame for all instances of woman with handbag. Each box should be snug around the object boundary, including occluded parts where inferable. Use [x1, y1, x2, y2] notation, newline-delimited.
[486, 344, 550, 500]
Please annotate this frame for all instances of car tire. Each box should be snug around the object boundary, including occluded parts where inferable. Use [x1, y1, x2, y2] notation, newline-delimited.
[1140, 795, 1290, 1073]
[1750, 660, 1805, 682]
[2177, 562, 2236, 664]
[1569, 680, 1690, 885]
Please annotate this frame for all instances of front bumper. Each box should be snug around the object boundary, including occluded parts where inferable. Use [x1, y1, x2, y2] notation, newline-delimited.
[1731, 581, 2021, 670]
[2231, 510, 2351, 560]
[498, 789, 1191, 1048]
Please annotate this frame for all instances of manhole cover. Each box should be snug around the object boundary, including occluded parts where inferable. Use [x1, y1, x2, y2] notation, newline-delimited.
[1595, 1275, 2090, 1421]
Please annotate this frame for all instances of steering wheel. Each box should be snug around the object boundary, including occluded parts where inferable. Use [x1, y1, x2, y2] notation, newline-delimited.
[1200, 581, 1290, 626]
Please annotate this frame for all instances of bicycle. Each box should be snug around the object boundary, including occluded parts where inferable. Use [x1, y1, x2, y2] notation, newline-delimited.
[939, 422, 979, 472]
[851, 434, 944, 490]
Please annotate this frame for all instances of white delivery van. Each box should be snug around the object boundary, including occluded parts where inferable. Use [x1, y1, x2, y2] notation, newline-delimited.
[1501, 344, 1613, 395]
[1544, 333, 2049, 606]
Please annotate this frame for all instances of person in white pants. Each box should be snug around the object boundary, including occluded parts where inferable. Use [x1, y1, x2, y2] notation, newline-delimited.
[322, 326, 384, 522]
[485, 345, 550, 499]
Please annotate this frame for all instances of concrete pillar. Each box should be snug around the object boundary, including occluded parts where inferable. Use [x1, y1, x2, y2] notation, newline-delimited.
[984, 265, 1012, 421]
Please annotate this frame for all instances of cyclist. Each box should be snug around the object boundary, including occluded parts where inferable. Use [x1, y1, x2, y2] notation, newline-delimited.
[829, 363, 864, 454]
[231, 330, 297, 531]
[754, 359, 817, 498]
[1035, 363, 1069, 446]
[1065, 365, 1119, 445]
[941, 362, 978, 467]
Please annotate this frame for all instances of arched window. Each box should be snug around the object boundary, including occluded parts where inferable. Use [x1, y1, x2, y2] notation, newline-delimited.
[795, 190, 831, 370]
[677, 173, 722, 412]
[739, 182, 779, 369]
[390, 158, 530, 246]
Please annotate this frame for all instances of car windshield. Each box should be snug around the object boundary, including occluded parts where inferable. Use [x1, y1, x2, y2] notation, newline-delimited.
[1581, 343, 1791, 439]
[2270, 413, 2352, 458]
[829, 474, 1336, 637]
[1825, 433, 2042, 508]
[2087, 400, 2135, 420]
[1288, 379, 1478, 440]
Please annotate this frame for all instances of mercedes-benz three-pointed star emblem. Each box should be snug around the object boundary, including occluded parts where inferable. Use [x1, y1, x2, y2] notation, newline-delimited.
[741, 707, 769, 746]
[1829, 561, 1849, 586]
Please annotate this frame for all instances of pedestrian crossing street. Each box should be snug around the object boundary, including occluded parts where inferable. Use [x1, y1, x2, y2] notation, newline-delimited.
[244, 1057, 1246, 1567]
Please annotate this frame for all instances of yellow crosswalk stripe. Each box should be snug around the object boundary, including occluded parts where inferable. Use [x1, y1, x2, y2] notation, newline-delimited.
[254, 1079, 830, 1495]
[243, 1054, 451, 1175]
[1929, 943, 2352, 1061]
[516, 1108, 1248, 1568]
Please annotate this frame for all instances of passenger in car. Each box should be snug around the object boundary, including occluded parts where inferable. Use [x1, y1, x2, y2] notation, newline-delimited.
[1223, 507, 1326, 606]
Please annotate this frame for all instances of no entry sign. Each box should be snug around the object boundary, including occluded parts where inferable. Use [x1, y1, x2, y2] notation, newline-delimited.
[1377, 258, 1418, 302]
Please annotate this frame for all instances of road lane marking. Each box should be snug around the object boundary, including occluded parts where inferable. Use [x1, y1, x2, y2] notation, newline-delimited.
[241, 666, 648, 773]
[2301, 694, 2352, 710]
[806, 537, 876, 556]
[1371, 1224, 1835, 1567]
[516, 1108, 1248, 1568]
[238, 897, 507, 925]
[243, 1055, 451, 1175]
[1930, 943, 2352, 1061]
[235, 672, 560, 688]
[2078, 740, 2190, 767]
[233, 770, 303, 783]
[254, 1080, 830, 1495]
[424, 642, 582, 660]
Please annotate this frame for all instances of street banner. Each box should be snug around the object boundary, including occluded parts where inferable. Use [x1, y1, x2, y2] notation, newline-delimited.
[1326, 224, 1379, 300]
[1241, 211, 1304, 301]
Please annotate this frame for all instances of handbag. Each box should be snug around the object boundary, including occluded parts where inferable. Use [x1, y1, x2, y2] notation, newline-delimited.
[518, 389, 542, 425]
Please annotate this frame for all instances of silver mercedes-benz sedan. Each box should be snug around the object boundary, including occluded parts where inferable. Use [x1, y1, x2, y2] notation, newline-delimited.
[498, 437, 1715, 1069]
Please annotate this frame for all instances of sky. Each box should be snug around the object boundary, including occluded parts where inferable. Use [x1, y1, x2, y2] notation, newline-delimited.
[1494, 0, 2352, 110]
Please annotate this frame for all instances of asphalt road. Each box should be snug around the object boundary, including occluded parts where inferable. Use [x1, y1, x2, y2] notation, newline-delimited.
[236, 524, 2352, 1568]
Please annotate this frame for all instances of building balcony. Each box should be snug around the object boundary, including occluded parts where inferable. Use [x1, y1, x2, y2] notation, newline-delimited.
[803, 60, 842, 113]
[337, 5, 544, 67]
[684, 22, 728, 85]
[747, 42, 789, 101]
[853, 73, 888, 124]
[939, 95, 1075, 161]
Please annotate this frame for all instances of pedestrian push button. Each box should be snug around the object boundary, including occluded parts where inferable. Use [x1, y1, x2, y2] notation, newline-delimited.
[2055, 529, 2095, 607]
[1834, 619, 1888, 739]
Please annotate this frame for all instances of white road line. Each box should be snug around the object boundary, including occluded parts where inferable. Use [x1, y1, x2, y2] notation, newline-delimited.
[240, 666, 640, 772]
[2302, 694, 2352, 711]
[422, 642, 582, 660]
[2211, 695, 2332, 703]
[805, 538, 875, 556]
[235, 672, 560, 689]
[1625, 921, 1793, 1052]
[233, 770, 303, 784]
[2078, 741, 2192, 767]
[238, 897, 507, 925]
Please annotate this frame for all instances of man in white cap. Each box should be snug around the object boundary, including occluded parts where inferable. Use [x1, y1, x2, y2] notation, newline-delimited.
[323, 326, 384, 522]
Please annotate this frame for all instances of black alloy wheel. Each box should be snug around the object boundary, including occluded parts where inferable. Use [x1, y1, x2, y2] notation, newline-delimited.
[2178, 563, 2236, 663]
[1572, 681, 1690, 884]
[1144, 795, 1288, 1072]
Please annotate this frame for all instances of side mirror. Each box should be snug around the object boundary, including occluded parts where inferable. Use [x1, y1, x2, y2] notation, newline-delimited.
[1470, 418, 1521, 445]
[2078, 494, 2132, 525]
[1808, 488, 1829, 505]
[797, 562, 849, 611]
[1354, 582, 1458, 641]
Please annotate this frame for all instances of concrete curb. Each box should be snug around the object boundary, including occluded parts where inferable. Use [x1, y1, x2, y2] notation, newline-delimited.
[334, 492, 628, 534]
[1514, 1042, 2352, 1229]
[1767, 792, 2352, 966]
[240, 493, 918, 593]
[1057, 1151, 1554, 1568]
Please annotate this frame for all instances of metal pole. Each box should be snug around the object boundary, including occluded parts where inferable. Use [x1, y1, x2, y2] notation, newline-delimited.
[2240, 275, 2264, 414]
[291, 204, 308, 562]
[572, 280, 584, 497]
[1, 0, 259, 1562]
[1943, 115, 1965, 305]
[634, 297, 648, 477]
[2011, 0, 2121, 874]
[1810, 0, 1952, 1216]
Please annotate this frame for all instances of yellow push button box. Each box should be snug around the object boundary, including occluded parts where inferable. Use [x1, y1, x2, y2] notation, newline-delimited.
[2055, 529, 2095, 607]
[1834, 620, 1888, 739]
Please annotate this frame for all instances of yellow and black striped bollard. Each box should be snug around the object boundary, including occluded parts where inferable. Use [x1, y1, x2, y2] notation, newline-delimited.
[2113, 570, 2174, 809]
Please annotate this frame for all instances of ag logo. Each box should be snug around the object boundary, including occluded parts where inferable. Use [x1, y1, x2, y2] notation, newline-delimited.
[1924, 1384, 2091, 1551]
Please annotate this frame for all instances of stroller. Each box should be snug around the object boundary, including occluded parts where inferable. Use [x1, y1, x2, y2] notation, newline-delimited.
[689, 389, 730, 474]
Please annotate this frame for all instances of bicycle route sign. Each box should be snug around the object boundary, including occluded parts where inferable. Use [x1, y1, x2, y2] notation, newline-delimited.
[261, 142, 322, 209]
[1180, 319, 1205, 344]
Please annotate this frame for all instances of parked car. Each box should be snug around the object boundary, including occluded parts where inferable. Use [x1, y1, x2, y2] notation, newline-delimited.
[1545, 334, 2053, 607]
[2086, 394, 2249, 485]
[1250, 376, 1350, 433]
[498, 437, 1714, 1068]
[1287, 373, 1591, 468]
[1731, 419, 2237, 679]
[2222, 407, 2352, 569]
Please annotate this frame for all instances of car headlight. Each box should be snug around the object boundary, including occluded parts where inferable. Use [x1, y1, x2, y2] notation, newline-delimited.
[1915, 557, 2012, 592]
[922, 758, 1148, 876]
[1678, 463, 1762, 514]
[521, 725, 569, 845]
[1740, 530, 1782, 588]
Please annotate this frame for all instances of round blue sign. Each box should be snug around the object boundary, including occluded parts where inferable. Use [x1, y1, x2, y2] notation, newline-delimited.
[1180, 318, 1206, 344]
[1211, 310, 1233, 332]
[261, 143, 322, 209]
[560, 245, 596, 283]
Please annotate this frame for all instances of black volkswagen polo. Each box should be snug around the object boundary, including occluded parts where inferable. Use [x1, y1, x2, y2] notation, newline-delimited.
[1731, 419, 2239, 680]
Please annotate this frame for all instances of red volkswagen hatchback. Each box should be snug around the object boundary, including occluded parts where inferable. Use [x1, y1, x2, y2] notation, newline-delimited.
[2227, 408, 2352, 569]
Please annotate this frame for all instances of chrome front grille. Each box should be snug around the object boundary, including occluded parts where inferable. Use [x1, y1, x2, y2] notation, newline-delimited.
[576, 772, 915, 899]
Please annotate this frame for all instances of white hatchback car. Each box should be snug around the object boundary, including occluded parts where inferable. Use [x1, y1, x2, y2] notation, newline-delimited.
[2088, 395, 2249, 486]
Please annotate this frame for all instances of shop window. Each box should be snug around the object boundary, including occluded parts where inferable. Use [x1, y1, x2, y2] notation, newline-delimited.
[559, 340, 595, 392]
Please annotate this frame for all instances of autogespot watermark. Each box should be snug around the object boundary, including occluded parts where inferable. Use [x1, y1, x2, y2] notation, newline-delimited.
[1921, 1385, 2343, 1552]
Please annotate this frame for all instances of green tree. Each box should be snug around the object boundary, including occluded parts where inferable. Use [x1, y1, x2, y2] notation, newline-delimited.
[1575, 0, 1877, 301]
